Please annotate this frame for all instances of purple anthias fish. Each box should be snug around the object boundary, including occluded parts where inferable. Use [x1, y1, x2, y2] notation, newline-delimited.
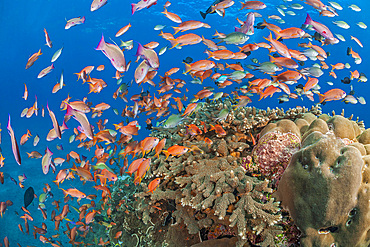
[96, 34, 127, 72]
[47, 103, 62, 139]
[131, 0, 158, 15]
[303, 14, 337, 42]
[235, 12, 255, 35]
[7, 115, 21, 165]
[136, 42, 159, 69]
[66, 104, 94, 140]
[91, 0, 108, 11]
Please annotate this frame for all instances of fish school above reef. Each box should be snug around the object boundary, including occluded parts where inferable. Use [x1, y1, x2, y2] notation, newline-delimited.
[0, 0, 369, 246]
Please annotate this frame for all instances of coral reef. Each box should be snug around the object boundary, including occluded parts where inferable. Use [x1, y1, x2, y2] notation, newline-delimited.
[102, 100, 368, 247]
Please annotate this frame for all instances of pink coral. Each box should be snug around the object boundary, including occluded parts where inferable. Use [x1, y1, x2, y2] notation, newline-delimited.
[252, 131, 300, 184]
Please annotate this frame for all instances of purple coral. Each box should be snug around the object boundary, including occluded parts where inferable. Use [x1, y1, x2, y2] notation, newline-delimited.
[252, 131, 300, 184]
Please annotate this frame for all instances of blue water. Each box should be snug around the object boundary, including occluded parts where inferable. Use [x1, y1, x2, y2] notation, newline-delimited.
[0, 0, 368, 245]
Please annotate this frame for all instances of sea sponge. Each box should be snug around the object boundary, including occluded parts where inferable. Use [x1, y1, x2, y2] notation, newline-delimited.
[252, 120, 301, 183]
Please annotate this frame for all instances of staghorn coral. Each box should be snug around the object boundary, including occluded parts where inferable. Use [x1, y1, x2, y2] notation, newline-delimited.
[277, 115, 370, 247]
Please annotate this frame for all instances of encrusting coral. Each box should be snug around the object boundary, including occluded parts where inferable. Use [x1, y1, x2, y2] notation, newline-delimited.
[101, 99, 368, 247]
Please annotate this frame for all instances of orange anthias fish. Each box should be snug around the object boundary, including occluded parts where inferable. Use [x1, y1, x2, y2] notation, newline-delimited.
[319, 89, 346, 103]
[265, 33, 291, 58]
[25, 49, 42, 69]
[134, 158, 151, 184]
[303, 77, 319, 92]
[182, 103, 197, 116]
[153, 138, 166, 158]
[20, 129, 32, 145]
[148, 178, 160, 193]
[209, 124, 226, 136]
[169, 33, 202, 48]
[44, 28, 52, 48]
[115, 23, 132, 37]
[61, 188, 86, 200]
[162, 8, 182, 23]
[240, 1, 266, 10]
[162, 145, 189, 159]
[173, 20, 210, 34]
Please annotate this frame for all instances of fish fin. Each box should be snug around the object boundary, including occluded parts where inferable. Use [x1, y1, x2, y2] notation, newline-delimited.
[318, 93, 325, 103]
[131, 3, 136, 15]
[172, 27, 180, 35]
[95, 34, 105, 50]
[304, 13, 312, 25]
[135, 42, 145, 57]
[184, 63, 192, 74]
[200, 11, 207, 19]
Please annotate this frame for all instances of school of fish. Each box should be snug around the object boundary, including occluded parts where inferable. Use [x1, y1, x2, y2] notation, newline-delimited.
[0, 0, 367, 246]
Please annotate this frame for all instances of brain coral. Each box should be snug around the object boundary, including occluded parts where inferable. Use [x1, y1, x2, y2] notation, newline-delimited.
[277, 115, 370, 247]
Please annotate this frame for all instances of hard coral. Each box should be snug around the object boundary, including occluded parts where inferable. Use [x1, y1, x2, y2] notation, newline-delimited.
[277, 115, 370, 247]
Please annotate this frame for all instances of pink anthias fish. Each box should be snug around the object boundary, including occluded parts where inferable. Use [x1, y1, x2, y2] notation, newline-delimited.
[7, 115, 21, 165]
[37, 64, 54, 79]
[91, 0, 108, 11]
[65, 16, 85, 30]
[46, 121, 68, 141]
[42, 147, 53, 175]
[134, 60, 151, 84]
[95, 34, 127, 72]
[235, 12, 254, 35]
[136, 42, 159, 69]
[66, 104, 94, 140]
[131, 0, 157, 15]
[303, 14, 337, 43]
[47, 103, 61, 139]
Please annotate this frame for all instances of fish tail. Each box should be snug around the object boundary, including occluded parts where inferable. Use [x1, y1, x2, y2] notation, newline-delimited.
[318, 93, 325, 103]
[135, 42, 145, 57]
[235, 26, 241, 32]
[162, 150, 170, 160]
[81, 16, 85, 23]
[272, 29, 281, 40]
[65, 104, 74, 116]
[95, 34, 105, 50]
[304, 13, 312, 25]
[172, 27, 180, 35]
[200, 11, 207, 19]
[184, 63, 192, 74]
[264, 32, 272, 43]
[261, 19, 267, 27]
[74, 73, 81, 81]
[131, 3, 136, 15]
